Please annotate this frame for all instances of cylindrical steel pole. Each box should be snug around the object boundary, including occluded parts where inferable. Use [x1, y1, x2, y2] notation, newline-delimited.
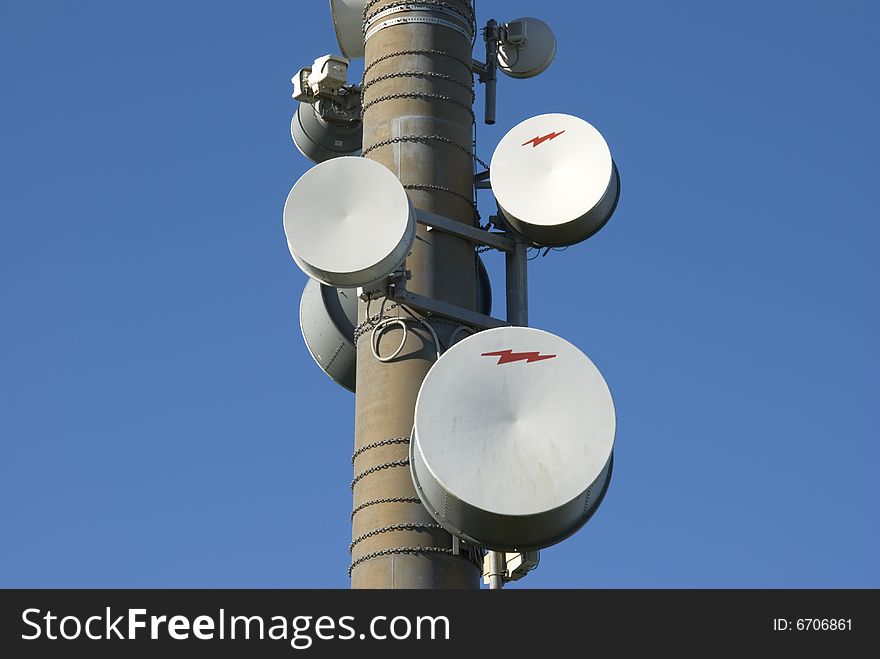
[351, 0, 481, 589]
[485, 550, 507, 590]
[484, 19, 498, 126]
[506, 238, 529, 326]
[485, 237, 531, 589]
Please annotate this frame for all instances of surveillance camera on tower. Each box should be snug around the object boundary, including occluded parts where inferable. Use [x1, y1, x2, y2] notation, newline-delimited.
[290, 54, 363, 163]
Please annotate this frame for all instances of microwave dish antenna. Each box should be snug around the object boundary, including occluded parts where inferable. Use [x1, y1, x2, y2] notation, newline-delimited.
[329, 0, 368, 59]
[497, 17, 557, 79]
[283, 157, 416, 288]
[490, 113, 620, 247]
[411, 326, 616, 551]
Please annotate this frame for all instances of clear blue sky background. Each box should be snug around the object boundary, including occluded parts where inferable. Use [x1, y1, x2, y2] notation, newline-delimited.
[1, 1, 877, 588]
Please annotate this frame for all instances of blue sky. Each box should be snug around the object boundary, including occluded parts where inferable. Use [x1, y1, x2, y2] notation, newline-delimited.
[1, 1, 877, 588]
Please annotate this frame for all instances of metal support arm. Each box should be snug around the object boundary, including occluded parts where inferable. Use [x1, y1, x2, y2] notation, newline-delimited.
[389, 288, 508, 330]
[415, 208, 513, 253]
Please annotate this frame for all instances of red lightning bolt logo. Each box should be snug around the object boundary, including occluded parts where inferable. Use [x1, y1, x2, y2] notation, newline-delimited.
[522, 130, 566, 148]
[481, 350, 558, 365]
